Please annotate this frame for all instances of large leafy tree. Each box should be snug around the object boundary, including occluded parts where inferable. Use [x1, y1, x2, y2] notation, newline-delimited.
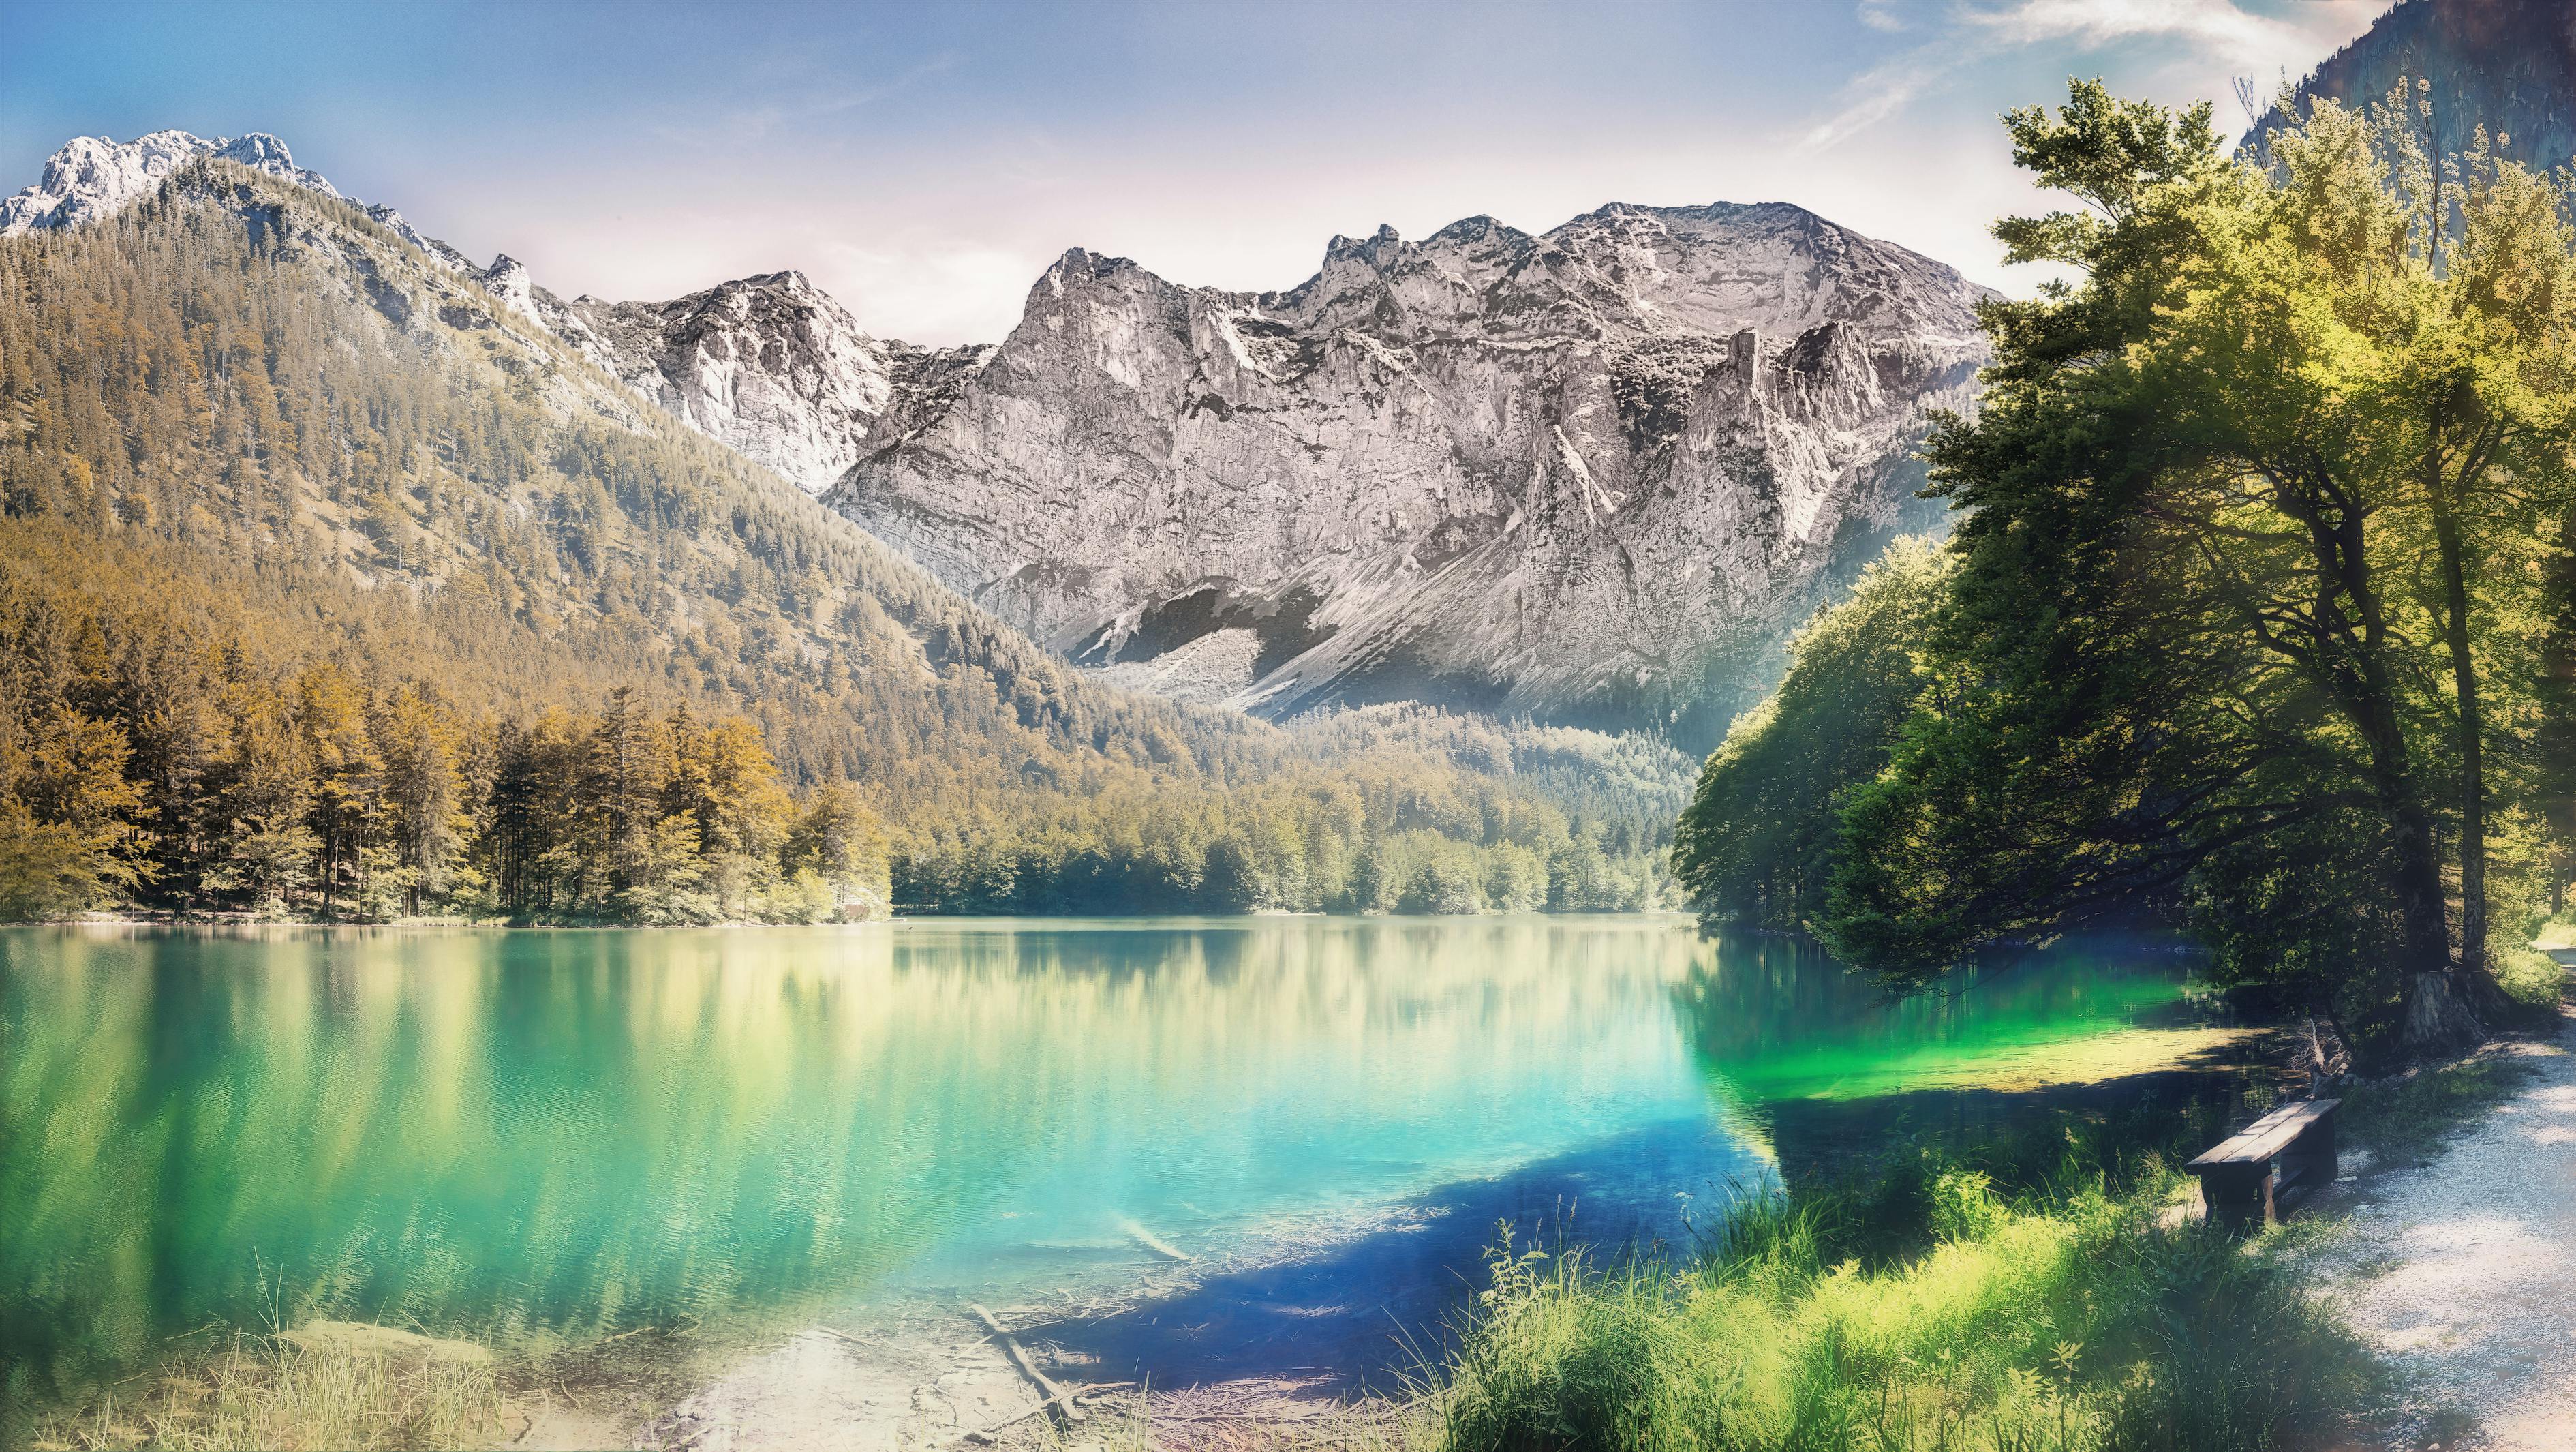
[1818, 80, 2576, 1055]
[1671, 536, 1949, 931]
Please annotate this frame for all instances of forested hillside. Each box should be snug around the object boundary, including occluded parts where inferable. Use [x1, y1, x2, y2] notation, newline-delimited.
[2243, 0, 2575, 177]
[0, 160, 1686, 920]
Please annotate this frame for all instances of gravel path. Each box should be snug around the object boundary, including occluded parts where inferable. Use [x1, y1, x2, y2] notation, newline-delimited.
[2321, 1016, 2576, 1449]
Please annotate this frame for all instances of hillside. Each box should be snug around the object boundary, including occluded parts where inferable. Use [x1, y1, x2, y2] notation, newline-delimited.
[2245, 0, 2576, 174]
[0, 159, 1689, 919]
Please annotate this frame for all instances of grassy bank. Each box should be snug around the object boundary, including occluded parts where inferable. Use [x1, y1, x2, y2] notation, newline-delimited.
[27, 1326, 506, 1451]
[1416, 960, 2573, 1452]
[1413, 1102, 2383, 1452]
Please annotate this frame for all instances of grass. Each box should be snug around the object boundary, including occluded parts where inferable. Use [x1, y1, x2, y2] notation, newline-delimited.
[2492, 943, 2569, 1019]
[2337, 1051, 2542, 1166]
[2336, 943, 2562, 1166]
[27, 1328, 506, 1451]
[1411, 1108, 2387, 1452]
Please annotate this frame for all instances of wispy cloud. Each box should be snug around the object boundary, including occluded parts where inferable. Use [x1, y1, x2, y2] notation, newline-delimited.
[649, 51, 960, 149]
[1804, 48, 1948, 151]
[1970, 0, 2375, 72]
[1800, 0, 2378, 151]
[1856, 0, 1912, 33]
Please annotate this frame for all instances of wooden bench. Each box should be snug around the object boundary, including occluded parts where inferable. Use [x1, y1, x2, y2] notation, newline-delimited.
[2186, 1098, 2340, 1230]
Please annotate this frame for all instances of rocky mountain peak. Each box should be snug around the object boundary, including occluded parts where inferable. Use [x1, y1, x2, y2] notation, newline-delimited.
[540, 267, 998, 495]
[826, 200, 1995, 746]
[1, 129, 332, 235]
[478, 254, 540, 319]
[2, 127, 478, 274]
[210, 132, 303, 172]
[1039, 247, 1143, 294]
[1322, 224, 1405, 261]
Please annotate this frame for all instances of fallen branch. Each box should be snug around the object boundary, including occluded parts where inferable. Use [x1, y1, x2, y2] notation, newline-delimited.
[968, 1303, 1086, 1425]
[959, 1383, 1134, 1444]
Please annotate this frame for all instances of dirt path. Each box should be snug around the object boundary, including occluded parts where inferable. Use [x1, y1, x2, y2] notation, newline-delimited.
[2319, 1012, 2576, 1449]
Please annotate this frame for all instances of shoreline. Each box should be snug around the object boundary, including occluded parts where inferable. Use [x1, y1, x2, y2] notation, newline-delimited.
[13, 908, 1699, 931]
[22, 935, 2532, 1451]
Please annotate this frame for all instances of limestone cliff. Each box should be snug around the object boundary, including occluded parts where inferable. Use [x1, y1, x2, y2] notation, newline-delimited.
[825, 202, 1991, 746]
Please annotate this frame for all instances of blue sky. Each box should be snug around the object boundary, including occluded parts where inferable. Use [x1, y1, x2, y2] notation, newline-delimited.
[3, 1, 2385, 344]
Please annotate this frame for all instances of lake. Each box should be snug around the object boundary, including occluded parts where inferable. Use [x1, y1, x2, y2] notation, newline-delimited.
[0, 916, 2246, 1408]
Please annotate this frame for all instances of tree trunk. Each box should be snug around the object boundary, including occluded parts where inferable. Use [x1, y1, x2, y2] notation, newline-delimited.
[2402, 967, 2487, 1057]
[2429, 466, 2487, 976]
[2358, 697, 2479, 1057]
[2389, 804, 2465, 983]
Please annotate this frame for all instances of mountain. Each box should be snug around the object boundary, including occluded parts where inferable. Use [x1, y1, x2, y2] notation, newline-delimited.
[2245, 0, 2576, 175]
[540, 271, 990, 495]
[0, 151, 1231, 791]
[4, 132, 992, 501]
[2, 130, 332, 235]
[822, 205, 1991, 749]
[0, 129, 475, 269]
[0, 151, 1689, 917]
[3, 132, 1989, 754]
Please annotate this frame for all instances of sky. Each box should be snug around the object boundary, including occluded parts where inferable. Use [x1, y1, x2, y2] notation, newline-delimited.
[2, 0, 2389, 346]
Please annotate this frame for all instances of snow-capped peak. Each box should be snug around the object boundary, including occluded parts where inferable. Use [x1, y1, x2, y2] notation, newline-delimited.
[0, 130, 332, 235]
[0, 127, 480, 275]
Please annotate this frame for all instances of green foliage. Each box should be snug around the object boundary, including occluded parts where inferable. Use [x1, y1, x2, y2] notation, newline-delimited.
[2490, 943, 2569, 1016]
[1421, 1119, 2381, 1452]
[883, 758, 1668, 916]
[0, 692, 144, 917]
[1668, 78, 2576, 1059]
[0, 536, 883, 922]
[1672, 538, 1949, 929]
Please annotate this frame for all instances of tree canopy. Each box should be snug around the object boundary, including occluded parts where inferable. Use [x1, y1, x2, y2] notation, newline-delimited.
[1676, 78, 2576, 1059]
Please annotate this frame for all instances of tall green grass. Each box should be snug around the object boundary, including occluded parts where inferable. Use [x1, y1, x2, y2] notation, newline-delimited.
[1417, 1113, 2382, 1452]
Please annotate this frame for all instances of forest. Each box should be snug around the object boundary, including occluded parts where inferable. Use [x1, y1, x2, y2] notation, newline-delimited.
[1676, 80, 2576, 1061]
[0, 160, 1682, 922]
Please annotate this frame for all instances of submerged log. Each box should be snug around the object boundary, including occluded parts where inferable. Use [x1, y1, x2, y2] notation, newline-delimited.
[1118, 1215, 1195, 1262]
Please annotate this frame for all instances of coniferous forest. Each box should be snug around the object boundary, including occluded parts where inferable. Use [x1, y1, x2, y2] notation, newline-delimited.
[0, 162, 1685, 922]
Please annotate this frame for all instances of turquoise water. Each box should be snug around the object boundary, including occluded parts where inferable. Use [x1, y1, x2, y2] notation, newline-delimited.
[0, 917, 2231, 1406]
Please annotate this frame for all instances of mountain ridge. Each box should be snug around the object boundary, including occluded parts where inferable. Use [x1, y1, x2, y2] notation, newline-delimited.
[0, 153, 1689, 919]
[827, 198, 1993, 748]
[2245, 0, 2576, 175]
[5, 128, 1991, 749]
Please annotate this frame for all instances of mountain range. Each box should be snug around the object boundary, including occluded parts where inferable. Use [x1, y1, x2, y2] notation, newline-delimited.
[11, 0, 2539, 757]
[0, 145, 1693, 917]
[828, 211, 1987, 747]
[5, 128, 1988, 751]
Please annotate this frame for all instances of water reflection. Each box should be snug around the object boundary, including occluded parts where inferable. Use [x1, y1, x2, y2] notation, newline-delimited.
[0, 918, 2226, 1412]
[1675, 931, 2251, 1176]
